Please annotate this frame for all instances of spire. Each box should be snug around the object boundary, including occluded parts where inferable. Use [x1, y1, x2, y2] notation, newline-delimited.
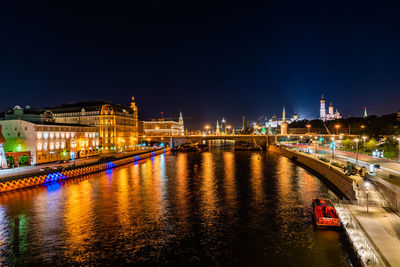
[282, 106, 286, 122]
[329, 101, 333, 107]
[179, 111, 183, 124]
[364, 107, 368, 118]
[321, 94, 325, 101]
[216, 120, 220, 135]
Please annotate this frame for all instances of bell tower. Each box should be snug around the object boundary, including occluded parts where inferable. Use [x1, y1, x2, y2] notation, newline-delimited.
[320, 94, 326, 120]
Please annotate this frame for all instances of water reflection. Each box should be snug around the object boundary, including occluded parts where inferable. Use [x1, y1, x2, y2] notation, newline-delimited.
[0, 151, 350, 266]
[223, 152, 237, 209]
[200, 152, 218, 223]
[64, 181, 95, 263]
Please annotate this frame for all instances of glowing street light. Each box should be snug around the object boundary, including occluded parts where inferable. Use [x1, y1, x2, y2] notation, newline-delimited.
[335, 124, 340, 135]
[354, 138, 360, 166]
[365, 181, 370, 213]
[362, 136, 367, 153]
[306, 124, 311, 133]
[397, 137, 400, 162]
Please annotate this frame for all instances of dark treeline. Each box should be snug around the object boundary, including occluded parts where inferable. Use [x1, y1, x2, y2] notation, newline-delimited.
[290, 113, 400, 137]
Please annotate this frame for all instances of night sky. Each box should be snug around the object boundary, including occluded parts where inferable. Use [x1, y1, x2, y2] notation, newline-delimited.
[1, 1, 400, 128]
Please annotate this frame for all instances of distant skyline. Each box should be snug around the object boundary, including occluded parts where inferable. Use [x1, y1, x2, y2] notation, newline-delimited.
[1, 2, 400, 128]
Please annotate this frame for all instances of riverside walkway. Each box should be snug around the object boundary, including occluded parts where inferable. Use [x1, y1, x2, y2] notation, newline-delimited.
[276, 145, 400, 267]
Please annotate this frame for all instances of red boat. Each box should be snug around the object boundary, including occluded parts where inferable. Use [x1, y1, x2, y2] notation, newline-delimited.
[311, 198, 341, 228]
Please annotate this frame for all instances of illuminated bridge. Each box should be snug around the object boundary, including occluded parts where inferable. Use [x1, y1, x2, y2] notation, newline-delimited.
[138, 134, 355, 148]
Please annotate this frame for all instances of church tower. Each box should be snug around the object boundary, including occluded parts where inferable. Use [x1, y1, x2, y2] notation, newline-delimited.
[216, 120, 220, 135]
[179, 112, 184, 135]
[281, 106, 288, 135]
[320, 94, 326, 120]
[329, 102, 334, 116]
[364, 107, 368, 118]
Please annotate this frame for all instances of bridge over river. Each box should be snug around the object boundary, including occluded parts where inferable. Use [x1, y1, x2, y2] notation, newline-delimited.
[138, 134, 357, 148]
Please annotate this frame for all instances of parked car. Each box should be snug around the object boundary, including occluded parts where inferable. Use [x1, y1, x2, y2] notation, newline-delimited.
[40, 167, 52, 172]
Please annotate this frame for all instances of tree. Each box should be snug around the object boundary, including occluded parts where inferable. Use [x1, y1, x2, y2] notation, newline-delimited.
[364, 138, 377, 152]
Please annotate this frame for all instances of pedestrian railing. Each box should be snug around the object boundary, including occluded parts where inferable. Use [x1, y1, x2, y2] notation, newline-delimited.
[334, 202, 382, 266]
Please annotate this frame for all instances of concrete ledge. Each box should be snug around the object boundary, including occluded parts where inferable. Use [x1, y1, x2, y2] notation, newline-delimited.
[269, 146, 356, 200]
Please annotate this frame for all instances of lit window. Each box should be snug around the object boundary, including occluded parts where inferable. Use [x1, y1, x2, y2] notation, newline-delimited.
[44, 142, 48, 151]
[50, 142, 54, 150]
[37, 143, 42, 151]
[49, 132, 54, 139]
[55, 142, 60, 149]
[44, 132, 49, 139]
[37, 132, 42, 139]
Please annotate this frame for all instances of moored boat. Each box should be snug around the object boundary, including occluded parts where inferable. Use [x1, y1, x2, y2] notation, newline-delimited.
[311, 198, 341, 228]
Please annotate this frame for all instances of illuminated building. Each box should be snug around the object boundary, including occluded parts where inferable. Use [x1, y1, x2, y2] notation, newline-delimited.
[0, 125, 6, 168]
[320, 94, 326, 120]
[320, 94, 341, 121]
[0, 120, 99, 165]
[364, 107, 368, 118]
[139, 112, 184, 136]
[47, 97, 139, 152]
[280, 106, 288, 135]
[216, 120, 220, 135]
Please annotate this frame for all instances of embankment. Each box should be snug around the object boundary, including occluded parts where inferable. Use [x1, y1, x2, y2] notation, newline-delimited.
[269, 146, 356, 200]
[0, 148, 170, 193]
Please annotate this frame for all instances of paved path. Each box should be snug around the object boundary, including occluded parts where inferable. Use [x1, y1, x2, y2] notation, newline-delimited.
[284, 145, 400, 266]
[347, 205, 400, 267]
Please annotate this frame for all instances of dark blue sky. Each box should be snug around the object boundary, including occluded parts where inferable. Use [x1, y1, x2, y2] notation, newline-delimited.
[1, 1, 400, 128]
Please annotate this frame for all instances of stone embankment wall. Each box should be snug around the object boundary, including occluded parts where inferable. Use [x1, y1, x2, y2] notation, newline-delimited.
[0, 148, 170, 193]
[367, 173, 400, 211]
[269, 146, 356, 200]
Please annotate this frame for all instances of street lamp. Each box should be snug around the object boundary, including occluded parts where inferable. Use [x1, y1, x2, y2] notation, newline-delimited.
[306, 124, 311, 133]
[365, 181, 370, 213]
[226, 125, 232, 135]
[362, 136, 367, 153]
[204, 125, 210, 135]
[397, 137, 400, 162]
[354, 138, 359, 166]
[335, 124, 340, 135]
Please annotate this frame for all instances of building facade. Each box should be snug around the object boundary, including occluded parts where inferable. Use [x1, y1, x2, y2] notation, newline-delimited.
[0, 120, 99, 165]
[320, 94, 341, 121]
[0, 125, 6, 168]
[140, 112, 184, 137]
[48, 97, 139, 152]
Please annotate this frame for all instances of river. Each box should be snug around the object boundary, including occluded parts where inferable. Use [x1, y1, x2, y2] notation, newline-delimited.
[0, 149, 351, 266]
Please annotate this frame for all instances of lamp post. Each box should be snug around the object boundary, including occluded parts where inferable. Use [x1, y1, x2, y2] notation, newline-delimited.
[226, 125, 232, 135]
[362, 136, 367, 153]
[397, 137, 400, 162]
[314, 136, 318, 154]
[306, 124, 311, 134]
[354, 138, 359, 166]
[365, 181, 370, 213]
[204, 125, 210, 135]
[335, 124, 340, 135]
[331, 137, 335, 160]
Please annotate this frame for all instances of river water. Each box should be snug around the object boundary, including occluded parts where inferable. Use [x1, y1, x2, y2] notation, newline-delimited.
[0, 149, 350, 266]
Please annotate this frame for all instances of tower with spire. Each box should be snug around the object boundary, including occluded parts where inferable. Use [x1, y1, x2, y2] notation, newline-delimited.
[178, 112, 184, 135]
[364, 107, 368, 118]
[281, 106, 288, 135]
[320, 94, 326, 120]
[216, 120, 220, 135]
[221, 117, 226, 135]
